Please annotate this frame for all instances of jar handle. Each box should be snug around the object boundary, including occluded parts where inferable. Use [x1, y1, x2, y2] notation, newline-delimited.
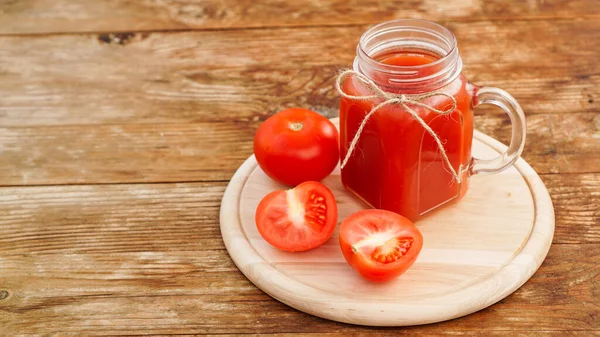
[471, 86, 527, 174]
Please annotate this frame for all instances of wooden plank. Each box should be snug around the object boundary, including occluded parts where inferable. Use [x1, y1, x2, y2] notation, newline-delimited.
[0, 20, 598, 127]
[476, 113, 600, 175]
[224, 327, 600, 337]
[0, 123, 254, 185]
[0, 243, 597, 334]
[542, 174, 600, 244]
[0, 181, 596, 332]
[239, 327, 600, 337]
[0, 0, 599, 35]
[213, 327, 600, 337]
[0, 112, 598, 186]
[0, 182, 229, 254]
[0, 177, 597, 258]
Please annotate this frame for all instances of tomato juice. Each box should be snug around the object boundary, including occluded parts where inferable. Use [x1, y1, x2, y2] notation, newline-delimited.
[340, 51, 474, 221]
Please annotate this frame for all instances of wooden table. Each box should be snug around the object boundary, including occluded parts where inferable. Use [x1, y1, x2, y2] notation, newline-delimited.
[0, 1, 598, 335]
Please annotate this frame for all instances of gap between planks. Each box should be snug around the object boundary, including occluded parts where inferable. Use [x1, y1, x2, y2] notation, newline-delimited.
[0, 172, 598, 189]
[0, 179, 231, 189]
[117, 333, 600, 336]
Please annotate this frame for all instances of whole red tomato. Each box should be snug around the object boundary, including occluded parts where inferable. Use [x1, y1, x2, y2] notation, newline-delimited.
[254, 108, 339, 186]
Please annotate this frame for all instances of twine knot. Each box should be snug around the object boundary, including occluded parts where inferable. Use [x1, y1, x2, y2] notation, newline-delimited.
[335, 69, 463, 183]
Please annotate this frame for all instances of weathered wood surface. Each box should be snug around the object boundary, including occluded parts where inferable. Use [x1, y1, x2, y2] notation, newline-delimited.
[0, 20, 597, 127]
[0, 183, 598, 334]
[0, 245, 597, 334]
[1, 112, 598, 185]
[0, 19, 598, 185]
[0, 0, 599, 34]
[0, 0, 598, 335]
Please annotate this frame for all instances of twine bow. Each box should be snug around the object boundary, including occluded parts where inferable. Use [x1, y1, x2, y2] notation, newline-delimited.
[335, 69, 463, 183]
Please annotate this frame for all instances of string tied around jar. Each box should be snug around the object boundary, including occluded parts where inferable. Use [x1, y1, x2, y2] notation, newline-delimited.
[335, 69, 463, 183]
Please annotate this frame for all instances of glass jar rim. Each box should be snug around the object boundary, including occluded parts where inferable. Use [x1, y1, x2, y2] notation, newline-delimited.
[357, 19, 458, 72]
[354, 19, 462, 91]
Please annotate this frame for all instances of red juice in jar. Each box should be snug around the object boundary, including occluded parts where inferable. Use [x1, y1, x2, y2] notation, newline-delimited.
[340, 52, 473, 221]
[339, 19, 526, 222]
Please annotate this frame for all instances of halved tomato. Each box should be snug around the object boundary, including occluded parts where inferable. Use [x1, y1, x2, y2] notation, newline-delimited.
[339, 209, 423, 282]
[255, 181, 338, 252]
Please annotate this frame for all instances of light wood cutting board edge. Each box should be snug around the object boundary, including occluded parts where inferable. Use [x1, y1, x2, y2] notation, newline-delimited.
[220, 126, 554, 326]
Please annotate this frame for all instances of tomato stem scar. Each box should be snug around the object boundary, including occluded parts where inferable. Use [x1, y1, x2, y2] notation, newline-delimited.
[289, 122, 304, 131]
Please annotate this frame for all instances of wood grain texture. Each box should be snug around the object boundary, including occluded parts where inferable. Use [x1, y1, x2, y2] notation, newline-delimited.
[1, 112, 598, 186]
[0, 233, 597, 334]
[0, 177, 597, 256]
[542, 173, 600, 243]
[0, 19, 597, 127]
[0, 180, 596, 334]
[0, 19, 597, 185]
[0, 182, 229, 254]
[0, 0, 598, 334]
[0, 0, 599, 35]
[0, 123, 254, 185]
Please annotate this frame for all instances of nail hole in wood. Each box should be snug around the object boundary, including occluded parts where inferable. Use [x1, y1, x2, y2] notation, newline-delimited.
[0, 290, 9, 300]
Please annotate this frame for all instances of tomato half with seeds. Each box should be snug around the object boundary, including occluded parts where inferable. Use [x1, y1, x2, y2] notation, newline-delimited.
[255, 181, 338, 252]
[339, 209, 423, 282]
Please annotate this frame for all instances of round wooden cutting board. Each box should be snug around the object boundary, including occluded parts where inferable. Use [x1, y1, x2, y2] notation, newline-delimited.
[220, 119, 554, 326]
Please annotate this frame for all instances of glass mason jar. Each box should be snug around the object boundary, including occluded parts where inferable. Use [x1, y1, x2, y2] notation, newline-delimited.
[339, 19, 526, 221]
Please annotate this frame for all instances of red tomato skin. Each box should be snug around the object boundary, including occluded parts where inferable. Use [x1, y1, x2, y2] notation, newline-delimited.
[339, 210, 423, 282]
[255, 181, 338, 252]
[254, 108, 339, 186]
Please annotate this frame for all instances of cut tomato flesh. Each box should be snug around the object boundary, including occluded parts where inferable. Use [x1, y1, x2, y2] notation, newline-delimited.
[352, 231, 414, 263]
[281, 188, 328, 232]
[303, 191, 328, 231]
[256, 181, 337, 252]
[339, 209, 423, 282]
[371, 237, 414, 264]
